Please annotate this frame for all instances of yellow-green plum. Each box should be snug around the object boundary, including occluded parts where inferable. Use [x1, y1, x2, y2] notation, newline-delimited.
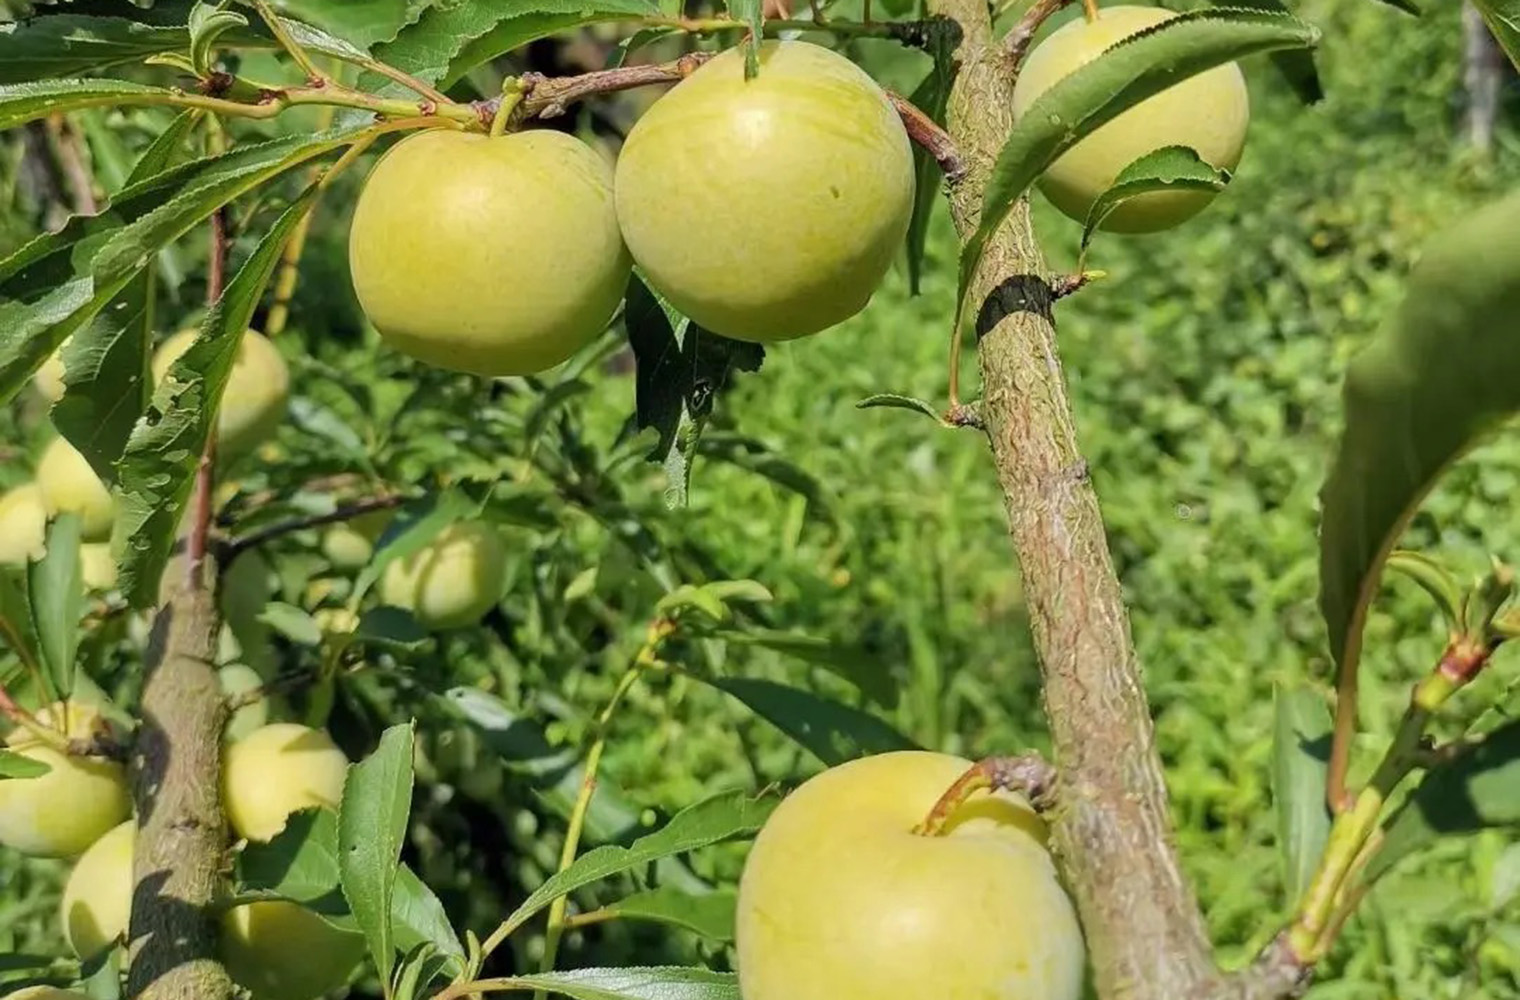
[0, 702, 131, 858]
[0, 483, 47, 564]
[222, 723, 348, 842]
[1011, 5, 1249, 232]
[218, 664, 269, 743]
[615, 41, 914, 342]
[349, 129, 631, 376]
[320, 509, 393, 570]
[221, 900, 366, 1000]
[152, 328, 289, 457]
[33, 341, 68, 404]
[79, 544, 117, 592]
[36, 438, 113, 541]
[378, 521, 506, 630]
[60, 818, 133, 958]
[737, 751, 1085, 1000]
[6, 988, 92, 1000]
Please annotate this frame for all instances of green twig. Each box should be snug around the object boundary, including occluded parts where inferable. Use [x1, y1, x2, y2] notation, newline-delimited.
[252, 0, 328, 83]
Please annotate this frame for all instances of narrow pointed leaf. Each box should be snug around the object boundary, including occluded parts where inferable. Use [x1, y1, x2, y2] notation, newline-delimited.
[0, 568, 46, 694]
[1081, 145, 1231, 252]
[494, 789, 775, 940]
[906, 30, 956, 294]
[1211, 0, 1322, 102]
[0, 79, 178, 130]
[28, 513, 84, 700]
[699, 676, 917, 765]
[480, 967, 739, 1000]
[1473, 0, 1520, 71]
[597, 887, 736, 942]
[339, 722, 416, 986]
[1271, 685, 1332, 901]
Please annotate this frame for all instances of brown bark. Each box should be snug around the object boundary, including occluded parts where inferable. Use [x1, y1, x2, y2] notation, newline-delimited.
[127, 583, 234, 1000]
[924, 3, 1306, 998]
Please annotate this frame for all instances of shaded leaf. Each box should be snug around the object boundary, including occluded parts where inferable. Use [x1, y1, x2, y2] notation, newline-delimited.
[626, 274, 763, 509]
[1371, 720, 1520, 881]
[906, 27, 956, 295]
[1319, 190, 1520, 693]
[494, 789, 774, 940]
[353, 606, 430, 651]
[1211, 0, 1322, 102]
[339, 722, 415, 987]
[0, 15, 191, 83]
[114, 185, 324, 607]
[961, 9, 1318, 308]
[236, 807, 350, 914]
[1271, 684, 1333, 902]
[1474, 0, 1520, 72]
[0, 568, 45, 693]
[189, 2, 250, 77]
[596, 887, 736, 942]
[1081, 145, 1231, 252]
[28, 513, 83, 700]
[699, 676, 917, 765]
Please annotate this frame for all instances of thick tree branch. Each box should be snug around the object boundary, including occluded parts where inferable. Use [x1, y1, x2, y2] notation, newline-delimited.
[925, 2, 1243, 998]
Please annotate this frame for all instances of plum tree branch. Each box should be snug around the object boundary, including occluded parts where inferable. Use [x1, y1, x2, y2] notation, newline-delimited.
[924, 1, 1240, 997]
[1005, 0, 1077, 65]
[220, 492, 406, 562]
[886, 91, 966, 182]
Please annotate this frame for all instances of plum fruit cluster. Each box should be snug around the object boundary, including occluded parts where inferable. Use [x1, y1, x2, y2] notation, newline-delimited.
[3, 705, 363, 1000]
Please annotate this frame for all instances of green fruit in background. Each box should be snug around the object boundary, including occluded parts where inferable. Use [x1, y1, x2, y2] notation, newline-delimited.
[152, 328, 290, 457]
[6, 987, 92, 1000]
[0, 703, 131, 858]
[36, 438, 113, 541]
[218, 664, 270, 743]
[615, 40, 915, 343]
[320, 508, 394, 570]
[1011, 5, 1250, 233]
[349, 129, 631, 376]
[60, 818, 133, 958]
[221, 900, 366, 1000]
[0, 483, 47, 564]
[379, 521, 507, 630]
[736, 751, 1086, 1000]
[221, 723, 348, 842]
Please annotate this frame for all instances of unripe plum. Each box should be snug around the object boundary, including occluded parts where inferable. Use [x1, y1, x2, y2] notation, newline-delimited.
[60, 818, 133, 958]
[33, 342, 68, 403]
[1011, 5, 1249, 233]
[218, 664, 270, 743]
[615, 41, 914, 342]
[36, 438, 113, 541]
[79, 543, 117, 592]
[222, 723, 348, 842]
[0, 483, 47, 564]
[151, 328, 289, 457]
[321, 509, 393, 570]
[221, 900, 366, 1000]
[0, 702, 131, 858]
[378, 521, 507, 630]
[737, 751, 1085, 1000]
[349, 129, 631, 376]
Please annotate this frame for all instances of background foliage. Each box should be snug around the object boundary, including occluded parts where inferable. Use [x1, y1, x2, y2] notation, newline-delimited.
[2, 0, 1520, 997]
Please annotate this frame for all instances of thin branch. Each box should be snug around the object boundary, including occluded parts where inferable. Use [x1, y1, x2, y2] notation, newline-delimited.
[221, 493, 406, 562]
[499, 53, 716, 124]
[252, 0, 328, 84]
[44, 113, 98, 215]
[1005, 0, 1075, 65]
[886, 91, 966, 183]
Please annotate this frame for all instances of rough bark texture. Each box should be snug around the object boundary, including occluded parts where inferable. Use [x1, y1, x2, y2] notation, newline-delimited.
[925, 2, 1228, 997]
[127, 584, 233, 1000]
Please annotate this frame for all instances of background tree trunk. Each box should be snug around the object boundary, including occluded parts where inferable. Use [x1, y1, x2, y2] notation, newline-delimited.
[1463, 2, 1505, 154]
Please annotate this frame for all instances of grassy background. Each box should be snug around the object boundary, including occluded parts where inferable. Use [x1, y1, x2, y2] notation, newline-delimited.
[3, 0, 1520, 996]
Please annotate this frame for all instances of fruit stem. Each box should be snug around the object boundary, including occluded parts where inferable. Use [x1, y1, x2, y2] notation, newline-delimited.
[0, 682, 70, 752]
[1082, 0, 1100, 23]
[490, 78, 529, 138]
[913, 754, 1057, 837]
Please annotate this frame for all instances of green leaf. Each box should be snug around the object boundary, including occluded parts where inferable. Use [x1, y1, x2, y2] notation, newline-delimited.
[1370, 720, 1520, 881]
[114, 184, 325, 607]
[0, 79, 179, 131]
[856, 393, 944, 423]
[494, 789, 774, 941]
[708, 628, 892, 705]
[391, 863, 465, 969]
[479, 967, 739, 1000]
[0, 568, 45, 694]
[189, 1, 250, 76]
[1080, 145, 1231, 252]
[626, 274, 764, 509]
[906, 28, 956, 295]
[339, 722, 416, 988]
[730, 0, 762, 77]
[1210, 0, 1322, 102]
[1473, 0, 1520, 72]
[960, 9, 1318, 308]
[698, 676, 917, 765]
[258, 602, 323, 646]
[1319, 190, 1520, 688]
[596, 887, 737, 942]
[1271, 684, 1332, 902]
[0, 15, 191, 83]
[374, 0, 659, 93]
[0, 750, 52, 780]
[271, 0, 423, 50]
[50, 269, 155, 477]
[28, 513, 84, 701]
[352, 606, 430, 651]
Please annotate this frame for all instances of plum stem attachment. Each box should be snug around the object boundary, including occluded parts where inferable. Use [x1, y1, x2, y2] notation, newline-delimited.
[887, 91, 966, 183]
[473, 54, 716, 128]
[0, 682, 70, 752]
[1006, 0, 1077, 65]
[913, 754, 1057, 836]
[490, 78, 529, 138]
[1082, 0, 1101, 23]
